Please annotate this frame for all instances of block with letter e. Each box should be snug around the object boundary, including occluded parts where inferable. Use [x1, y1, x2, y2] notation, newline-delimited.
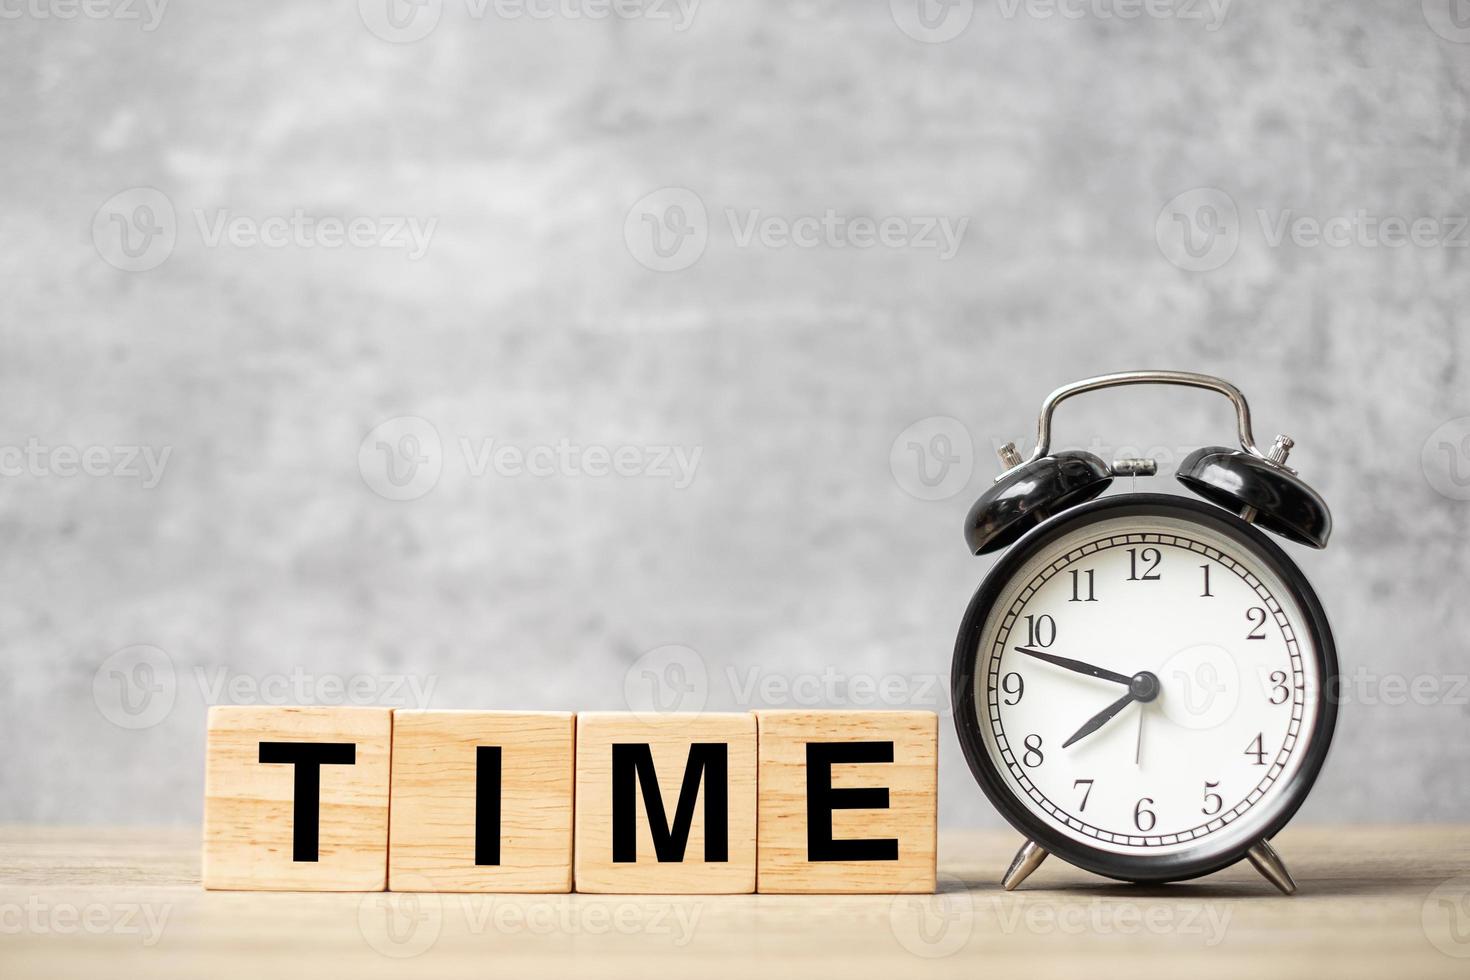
[202, 705, 392, 890]
[756, 710, 937, 894]
[573, 712, 756, 893]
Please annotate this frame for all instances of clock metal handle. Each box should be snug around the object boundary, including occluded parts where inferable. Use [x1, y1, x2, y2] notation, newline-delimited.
[1025, 370, 1268, 465]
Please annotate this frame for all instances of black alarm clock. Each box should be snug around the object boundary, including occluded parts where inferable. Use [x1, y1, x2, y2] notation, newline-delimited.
[951, 371, 1337, 894]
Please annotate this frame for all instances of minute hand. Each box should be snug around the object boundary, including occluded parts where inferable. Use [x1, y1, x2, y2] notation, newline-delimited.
[1013, 647, 1132, 686]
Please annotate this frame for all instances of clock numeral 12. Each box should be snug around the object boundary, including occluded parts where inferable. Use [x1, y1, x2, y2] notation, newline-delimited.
[1127, 547, 1162, 581]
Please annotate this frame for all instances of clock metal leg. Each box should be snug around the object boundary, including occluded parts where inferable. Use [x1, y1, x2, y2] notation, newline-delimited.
[1246, 839, 1297, 895]
[1002, 839, 1049, 891]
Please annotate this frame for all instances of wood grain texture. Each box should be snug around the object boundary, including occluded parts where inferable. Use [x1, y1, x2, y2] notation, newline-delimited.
[389, 710, 574, 892]
[4, 826, 1468, 980]
[756, 710, 937, 894]
[573, 712, 756, 894]
[202, 706, 391, 891]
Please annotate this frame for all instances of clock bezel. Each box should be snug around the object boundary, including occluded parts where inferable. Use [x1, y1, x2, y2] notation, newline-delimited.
[951, 492, 1338, 883]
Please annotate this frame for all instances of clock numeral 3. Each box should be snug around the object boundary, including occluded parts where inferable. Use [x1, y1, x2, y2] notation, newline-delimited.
[1268, 670, 1290, 705]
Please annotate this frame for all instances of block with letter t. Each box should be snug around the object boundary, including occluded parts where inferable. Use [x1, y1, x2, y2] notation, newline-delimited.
[755, 710, 937, 893]
[202, 705, 392, 890]
[573, 712, 756, 893]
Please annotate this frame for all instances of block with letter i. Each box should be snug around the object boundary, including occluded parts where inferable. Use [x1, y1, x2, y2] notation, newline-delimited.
[202, 705, 392, 890]
[574, 712, 756, 894]
[388, 710, 575, 892]
[756, 710, 937, 894]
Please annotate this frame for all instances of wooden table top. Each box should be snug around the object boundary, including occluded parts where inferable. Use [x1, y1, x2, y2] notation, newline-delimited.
[2, 825, 1467, 979]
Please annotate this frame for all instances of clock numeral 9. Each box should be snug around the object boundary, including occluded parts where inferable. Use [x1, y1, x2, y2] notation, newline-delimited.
[1246, 606, 1269, 640]
[1022, 734, 1044, 768]
[1133, 797, 1156, 832]
[1023, 614, 1056, 648]
[1001, 672, 1024, 705]
[1127, 547, 1161, 581]
[1202, 780, 1223, 816]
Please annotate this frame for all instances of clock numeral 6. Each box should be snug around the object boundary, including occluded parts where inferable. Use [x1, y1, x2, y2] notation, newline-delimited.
[1202, 780, 1223, 816]
[1023, 614, 1056, 648]
[1001, 672, 1024, 705]
[1133, 797, 1156, 832]
[1127, 547, 1162, 581]
[1022, 734, 1044, 768]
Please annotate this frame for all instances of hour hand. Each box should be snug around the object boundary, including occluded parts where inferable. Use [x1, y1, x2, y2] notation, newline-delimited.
[1013, 647, 1132, 686]
[1062, 691, 1137, 748]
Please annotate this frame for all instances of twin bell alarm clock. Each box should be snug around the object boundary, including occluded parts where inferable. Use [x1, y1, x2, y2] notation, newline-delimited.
[951, 371, 1337, 894]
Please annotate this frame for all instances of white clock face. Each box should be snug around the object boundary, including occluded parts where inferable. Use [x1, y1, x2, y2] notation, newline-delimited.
[974, 510, 1323, 857]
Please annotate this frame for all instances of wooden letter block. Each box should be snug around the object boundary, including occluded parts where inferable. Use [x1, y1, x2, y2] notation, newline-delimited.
[574, 712, 756, 894]
[203, 705, 392, 890]
[388, 710, 574, 892]
[756, 710, 937, 894]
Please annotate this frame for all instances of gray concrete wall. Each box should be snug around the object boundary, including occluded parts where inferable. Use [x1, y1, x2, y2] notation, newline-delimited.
[2, 1, 1468, 828]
